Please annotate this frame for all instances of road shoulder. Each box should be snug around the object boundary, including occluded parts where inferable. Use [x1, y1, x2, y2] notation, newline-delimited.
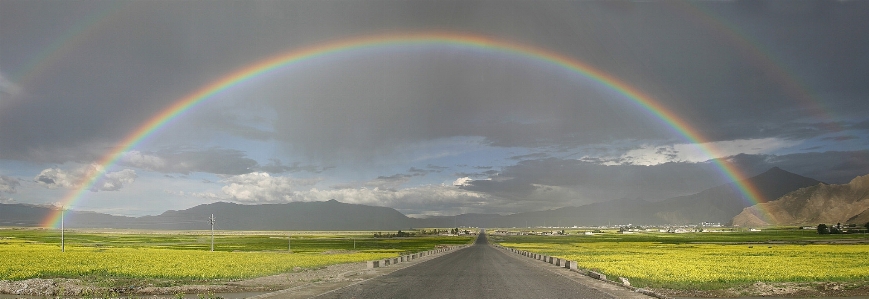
[492, 245, 659, 299]
[251, 246, 471, 299]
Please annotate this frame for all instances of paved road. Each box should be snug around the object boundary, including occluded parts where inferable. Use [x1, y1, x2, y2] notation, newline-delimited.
[314, 232, 622, 299]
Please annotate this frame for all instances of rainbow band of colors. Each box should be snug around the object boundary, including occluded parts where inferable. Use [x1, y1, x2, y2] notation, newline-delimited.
[43, 31, 768, 228]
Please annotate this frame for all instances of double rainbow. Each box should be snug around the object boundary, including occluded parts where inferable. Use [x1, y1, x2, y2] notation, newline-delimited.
[42, 32, 767, 227]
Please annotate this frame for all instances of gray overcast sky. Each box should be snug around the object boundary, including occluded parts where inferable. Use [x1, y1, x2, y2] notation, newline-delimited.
[1, 0, 868, 217]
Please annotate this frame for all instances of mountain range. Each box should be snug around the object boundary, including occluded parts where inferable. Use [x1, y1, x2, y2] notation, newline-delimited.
[733, 173, 869, 227]
[428, 167, 823, 227]
[2, 167, 858, 230]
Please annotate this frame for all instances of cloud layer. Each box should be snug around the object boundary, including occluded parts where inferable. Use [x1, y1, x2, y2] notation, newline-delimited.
[1, 1, 868, 216]
[34, 164, 137, 192]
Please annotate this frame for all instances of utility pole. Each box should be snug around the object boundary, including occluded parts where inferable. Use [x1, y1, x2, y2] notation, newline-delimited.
[288, 233, 291, 252]
[209, 213, 215, 252]
[353, 238, 356, 249]
[61, 206, 65, 252]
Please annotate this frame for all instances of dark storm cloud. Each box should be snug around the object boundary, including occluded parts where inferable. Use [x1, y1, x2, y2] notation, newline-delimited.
[2, 0, 869, 217]
[460, 158, 729, 203]
[727, 150, 869, 184]
[331, 168, 434, 191]
[458, 150, 869, 207]
[120, 148, 257, 175]
[851, 120, 869, 131]
[259, 1, 868, 162]
[2, 0, 868, 163]
[822, 135, 859, 142]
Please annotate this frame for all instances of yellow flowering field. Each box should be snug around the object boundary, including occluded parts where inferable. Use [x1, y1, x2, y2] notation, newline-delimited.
[498, 234, 869, 289]
[0, 228, 473, 281]
[0, 240, 396, 281]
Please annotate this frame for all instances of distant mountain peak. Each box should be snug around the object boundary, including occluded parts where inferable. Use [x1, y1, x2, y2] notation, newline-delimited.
[755, 166, 806, 179]
[753, 166, 798, 179]
[740, 167, 823, 203]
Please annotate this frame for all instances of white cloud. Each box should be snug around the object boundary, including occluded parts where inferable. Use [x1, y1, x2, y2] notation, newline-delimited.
[118, 149, 257, 175]
[34, 168, 79, 189]
[209, 172, 495, 216]
[452, 177, 473, 186]
[99, 169, 137, 191]
[166, 190, 224, 200]
[221, 172, 319, 202]
[121, 151, 168, 171]
[0, 175, 16, 204]
[0, 175, 19, 194]
[611, 138, 799, 166]
[34, 164, 137, 191]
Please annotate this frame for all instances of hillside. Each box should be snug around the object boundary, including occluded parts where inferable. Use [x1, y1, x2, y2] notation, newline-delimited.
[481, 167, 822, 226]
[733, 173, 869, 226]
[0, 203, 136, 228]
[646, 167, 823, 225]
[135, 200, 415, 230]
[0, 200, 416, 231]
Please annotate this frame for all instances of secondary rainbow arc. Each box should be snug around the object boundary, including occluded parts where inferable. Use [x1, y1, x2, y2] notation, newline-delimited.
[42, 31, 770, 228]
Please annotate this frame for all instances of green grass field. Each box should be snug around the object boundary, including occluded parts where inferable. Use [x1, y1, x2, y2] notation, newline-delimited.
[491, 228, 869, 290]
[0, 228, 473, 282]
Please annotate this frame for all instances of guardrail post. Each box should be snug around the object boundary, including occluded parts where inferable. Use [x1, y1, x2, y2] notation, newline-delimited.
[367, 260, 379, 268]
[589, 271, 607, 281]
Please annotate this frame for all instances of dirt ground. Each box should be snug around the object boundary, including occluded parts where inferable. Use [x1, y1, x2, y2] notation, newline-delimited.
[0, 262, 371, 297]
[0, 248, 461, 298]
[654, 281, 869, 298]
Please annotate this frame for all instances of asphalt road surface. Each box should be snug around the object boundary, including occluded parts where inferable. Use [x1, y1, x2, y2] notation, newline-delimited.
[314, 231, 634, 299]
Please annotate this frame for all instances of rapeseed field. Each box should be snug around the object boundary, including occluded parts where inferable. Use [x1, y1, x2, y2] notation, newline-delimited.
[0, 229, 472, 281]
[495, 229, 869, 289]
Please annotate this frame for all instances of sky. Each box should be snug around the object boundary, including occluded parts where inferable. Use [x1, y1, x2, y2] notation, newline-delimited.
[1, 0, 868, 218]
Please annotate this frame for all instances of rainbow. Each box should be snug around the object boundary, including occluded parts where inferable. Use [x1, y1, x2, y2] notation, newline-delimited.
[9, 2, 130, 98]
[672, 2, 838, 126]
[42, 31, 769, 228]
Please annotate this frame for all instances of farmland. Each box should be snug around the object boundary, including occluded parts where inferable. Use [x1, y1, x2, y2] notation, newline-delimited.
[491, 228, 869, 295]
[0, 227, 473, 294]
